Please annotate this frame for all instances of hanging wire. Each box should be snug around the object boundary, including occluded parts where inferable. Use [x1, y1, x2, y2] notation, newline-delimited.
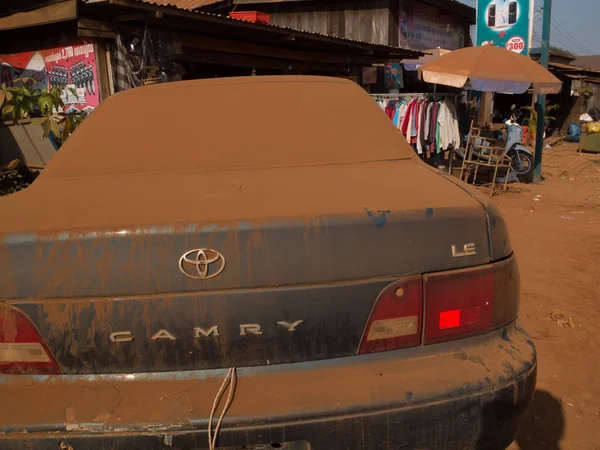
[208, 367, 238, 450]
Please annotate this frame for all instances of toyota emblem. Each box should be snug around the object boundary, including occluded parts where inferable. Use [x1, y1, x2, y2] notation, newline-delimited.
[178, 249, 226, 280]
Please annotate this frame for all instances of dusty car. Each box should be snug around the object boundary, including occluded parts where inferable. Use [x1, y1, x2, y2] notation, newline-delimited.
[0, 76, 535, 450]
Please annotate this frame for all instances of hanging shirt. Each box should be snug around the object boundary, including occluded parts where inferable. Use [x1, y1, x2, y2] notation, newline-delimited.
[419, 101, 428, 145]
[424, 102, 434, 142]
[385, 102, 395, 120]
[393, 101, 403, 128]
[429, 102, 440, 153]
[410, 100, 418, 142]
[401, 100, 414, 137]
[416, 101, 427, 154]
[446, 100, 461, 149]
[437, 100, 461, 151]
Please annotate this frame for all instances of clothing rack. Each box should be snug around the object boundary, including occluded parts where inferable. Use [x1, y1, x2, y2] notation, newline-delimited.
[370, 92, 460, 99]
[372, 92, 465, 175]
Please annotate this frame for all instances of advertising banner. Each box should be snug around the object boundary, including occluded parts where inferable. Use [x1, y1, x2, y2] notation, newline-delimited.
[0, 40, 100, 112]
[362, 67, 377, 85]
[384, 63, 404, 90]
[476, 0, 533, 55]
[399, 2, 465, 51]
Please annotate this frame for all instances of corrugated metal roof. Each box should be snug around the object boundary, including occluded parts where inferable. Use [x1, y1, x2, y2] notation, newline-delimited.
[572, 55, 600, 71]
[549, 61, 600, 75]
[138, 0, 476, 20]
[134, 0, 421, 54]
[548, 61, 579, 70]
[137, 0, 221, 8]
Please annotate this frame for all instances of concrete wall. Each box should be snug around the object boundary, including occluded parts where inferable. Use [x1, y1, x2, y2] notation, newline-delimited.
[0, 120, 57, 168]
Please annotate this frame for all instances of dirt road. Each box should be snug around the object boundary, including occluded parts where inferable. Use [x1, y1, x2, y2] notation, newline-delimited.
[495, 142, 600, 450]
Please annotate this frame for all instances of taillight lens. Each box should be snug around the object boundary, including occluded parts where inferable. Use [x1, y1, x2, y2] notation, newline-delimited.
[359, 275, 422, 354]
[0, 306, 61, 374]
[423, 257, 519, 344]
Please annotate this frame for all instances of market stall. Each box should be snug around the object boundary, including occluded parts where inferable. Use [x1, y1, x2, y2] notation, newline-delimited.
[372, 91, 464, 167]
[419, 44, 563, 193]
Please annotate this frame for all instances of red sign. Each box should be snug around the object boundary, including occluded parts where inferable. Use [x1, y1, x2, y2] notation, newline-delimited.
[0, 41, 100, 112]
[506, 36, 526, 54]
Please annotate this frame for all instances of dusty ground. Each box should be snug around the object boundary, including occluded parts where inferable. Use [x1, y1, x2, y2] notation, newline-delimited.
[493, 141, 600, 450]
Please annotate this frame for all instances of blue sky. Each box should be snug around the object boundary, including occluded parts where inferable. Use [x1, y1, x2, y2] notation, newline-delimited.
[457, 0, 600, 56]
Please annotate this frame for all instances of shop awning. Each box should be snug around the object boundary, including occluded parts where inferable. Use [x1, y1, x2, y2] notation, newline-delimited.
[0, 0, 77, 30]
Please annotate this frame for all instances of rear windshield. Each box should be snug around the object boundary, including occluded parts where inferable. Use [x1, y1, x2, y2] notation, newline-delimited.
[41, 76, 413, 179]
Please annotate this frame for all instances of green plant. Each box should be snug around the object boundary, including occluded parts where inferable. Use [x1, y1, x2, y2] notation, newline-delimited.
[0, 83, 13, 114]
[145, 65, 159, 79]
[521, 103, 560, 130]
[574, 87, 593, 99]
[549, 46, 577, 59]
[0, 79, 38, 122]
[0, 78, 84, 143]
[37, 84, 83, 142]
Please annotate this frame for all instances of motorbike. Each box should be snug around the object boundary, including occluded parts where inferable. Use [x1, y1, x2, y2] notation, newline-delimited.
[504, 119, 534, 178]
[504, 108, 534, 177]
[453, 111, 534, 180]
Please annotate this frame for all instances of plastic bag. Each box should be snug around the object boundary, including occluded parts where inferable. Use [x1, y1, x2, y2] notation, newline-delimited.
[569, 123, 581, 142]
[582, 121, 600, 134]
[589, 107, 600, 121]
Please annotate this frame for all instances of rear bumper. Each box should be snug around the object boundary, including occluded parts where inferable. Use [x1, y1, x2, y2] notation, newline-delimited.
[0, 321, 536, 450]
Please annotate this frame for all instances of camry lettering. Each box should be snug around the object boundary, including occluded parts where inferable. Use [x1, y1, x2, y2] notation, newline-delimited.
[452, 243, 477, 258]
[109, 331, 134, 343]
[151, 329, 177, 340]
[240, 324, 263, 336]
[194, 325, 220, 338]
[110, 320, 304, 343]
[278, 320, 304, 332]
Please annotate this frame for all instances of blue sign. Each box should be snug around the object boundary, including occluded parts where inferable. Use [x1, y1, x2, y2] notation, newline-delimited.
[476, 0, 533, 55]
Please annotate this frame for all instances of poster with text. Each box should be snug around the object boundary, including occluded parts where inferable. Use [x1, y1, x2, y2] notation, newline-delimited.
[362, 67, 377, 85]
[0, 41, 99, 112]
[476, 0, 532, 55]
[399, 2, 465, 51]
[384, 64, 404, 90]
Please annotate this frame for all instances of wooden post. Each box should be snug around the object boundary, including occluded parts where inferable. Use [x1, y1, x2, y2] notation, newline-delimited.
[477, 92, 493, 127]
[94, 41, 113, 102]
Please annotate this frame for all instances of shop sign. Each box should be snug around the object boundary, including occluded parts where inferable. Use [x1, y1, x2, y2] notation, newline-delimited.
[476, 0, 533, 55]
[362, 67, 377, 85]
[0, 41, 100, 112]
[384, 64, 404, 90]
[399, 2, 465, 51]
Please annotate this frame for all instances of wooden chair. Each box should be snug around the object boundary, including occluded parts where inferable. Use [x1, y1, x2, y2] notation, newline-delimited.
[460, 122, 512, 196]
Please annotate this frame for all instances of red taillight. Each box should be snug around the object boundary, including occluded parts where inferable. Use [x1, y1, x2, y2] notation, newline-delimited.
[359, 258, 519, 353]
[0, 306, 61, 374]
[358, 275, 422, 354]
[424, 258, 519, 344]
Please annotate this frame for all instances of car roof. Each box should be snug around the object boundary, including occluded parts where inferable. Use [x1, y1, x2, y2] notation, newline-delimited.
[40, 76, 413, 180]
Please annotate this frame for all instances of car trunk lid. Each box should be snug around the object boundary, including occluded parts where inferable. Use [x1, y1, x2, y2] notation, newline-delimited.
[0, 160, 490, 374]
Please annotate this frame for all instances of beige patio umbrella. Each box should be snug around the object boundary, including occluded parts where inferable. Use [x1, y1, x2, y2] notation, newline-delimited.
[419, 45, 562, 95]
[401, 47, 451, 72]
